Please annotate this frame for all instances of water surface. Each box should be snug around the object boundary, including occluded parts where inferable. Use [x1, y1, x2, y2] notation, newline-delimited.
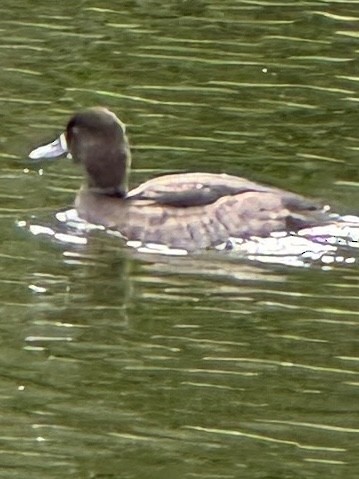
[0, 1, 358, 478]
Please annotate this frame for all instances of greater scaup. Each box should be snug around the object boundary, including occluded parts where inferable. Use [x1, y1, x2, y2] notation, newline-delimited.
[29, 107, 334, 251]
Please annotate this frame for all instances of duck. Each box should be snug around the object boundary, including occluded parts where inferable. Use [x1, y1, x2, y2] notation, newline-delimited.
[29, 107, 335, 252]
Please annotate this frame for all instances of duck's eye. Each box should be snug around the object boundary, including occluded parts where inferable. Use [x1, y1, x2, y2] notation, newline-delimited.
[67, 125, 84, 145]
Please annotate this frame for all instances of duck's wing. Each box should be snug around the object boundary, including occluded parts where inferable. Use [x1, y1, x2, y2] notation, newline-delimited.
[127, 172, 280, 207]
[127, 172, 323, 210]
[126, 172, 334, 233]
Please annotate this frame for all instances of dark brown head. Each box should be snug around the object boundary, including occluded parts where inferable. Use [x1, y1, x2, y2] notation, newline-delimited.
[30, 107, 131, 197]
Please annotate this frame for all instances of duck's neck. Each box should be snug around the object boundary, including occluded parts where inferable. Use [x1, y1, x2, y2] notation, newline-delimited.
[84, 142, 131, 198]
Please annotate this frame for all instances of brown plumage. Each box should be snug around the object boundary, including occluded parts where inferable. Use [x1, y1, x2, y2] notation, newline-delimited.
[29, 107, 333, 251]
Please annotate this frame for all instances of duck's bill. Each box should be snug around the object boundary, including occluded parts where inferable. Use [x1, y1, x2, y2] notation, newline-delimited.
[29, 133, 69, 161]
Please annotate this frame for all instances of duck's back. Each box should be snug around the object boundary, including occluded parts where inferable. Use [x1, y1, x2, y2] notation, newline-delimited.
[75, 172, 333, 251]
[128, 172, 277, 205]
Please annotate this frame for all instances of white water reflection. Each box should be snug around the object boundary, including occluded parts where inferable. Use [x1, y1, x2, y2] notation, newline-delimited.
[18, 209, 359, 268]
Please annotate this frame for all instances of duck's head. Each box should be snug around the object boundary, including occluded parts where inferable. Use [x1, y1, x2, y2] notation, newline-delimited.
[29, 107, 131, 197]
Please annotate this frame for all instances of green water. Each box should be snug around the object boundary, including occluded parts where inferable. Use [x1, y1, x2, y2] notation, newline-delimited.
[0, 1, 358, 478]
